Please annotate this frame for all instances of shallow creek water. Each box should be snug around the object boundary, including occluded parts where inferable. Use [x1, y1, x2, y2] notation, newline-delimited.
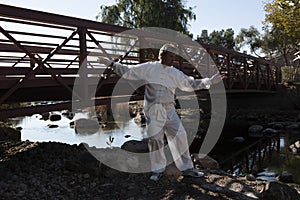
[11, 108, 300, 183]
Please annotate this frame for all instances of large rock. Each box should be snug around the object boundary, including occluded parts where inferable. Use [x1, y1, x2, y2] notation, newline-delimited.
[93, 147, 151, 173]
[276, 172, 294, 183]
[121, 140, 149, 153]
[248, 125, 264, 137]
[270, 123, 284, 130]
[64, 151, 102, 176]
[62, 110, 75, 120]
[49, 113, 61, 121]
[40, 112, 50, 120]
[191, 153, 219, 169]
[262, 128, 278, 137]
[165, 164, 181, 181]
[74, 118, 99, 134]
[233, 137, 246, 143]
[0, 126, 21, 141]
[286, 124, 299, 131]
[47, 124, 59, 128]
[261, 181, 300, 200]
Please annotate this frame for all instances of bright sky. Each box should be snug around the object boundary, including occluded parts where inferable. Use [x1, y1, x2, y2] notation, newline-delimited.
[0, 0, 266, 38]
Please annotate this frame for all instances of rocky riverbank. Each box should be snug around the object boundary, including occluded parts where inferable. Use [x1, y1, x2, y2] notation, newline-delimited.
[1, 140, 300, 200]
[1, 84, 300, 199]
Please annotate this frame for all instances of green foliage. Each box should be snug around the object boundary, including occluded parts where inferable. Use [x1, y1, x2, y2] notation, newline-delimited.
[197, 30, 209, 44]
[264, 0, 300, 44]
[235, 1, 300, 65]
[96, 0, 196, 34]
[263, 0, 300, 65]
[196, 28, 235, 50]
[281, 66, 300, 82]
[235, 26, 263, 56]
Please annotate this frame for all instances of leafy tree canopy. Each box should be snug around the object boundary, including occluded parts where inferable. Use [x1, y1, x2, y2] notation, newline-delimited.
[96, 0, 196, 35]
[263, 0, 300, 64]
[235, 26, 263, 57]
[264, 0, 300, 44]
[196, 28, 235, 50]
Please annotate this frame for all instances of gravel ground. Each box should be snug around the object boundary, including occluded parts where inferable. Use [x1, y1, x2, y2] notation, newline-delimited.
[0, 140, 299, 200]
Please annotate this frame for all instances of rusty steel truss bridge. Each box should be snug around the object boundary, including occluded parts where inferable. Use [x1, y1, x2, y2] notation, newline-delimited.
[0, 4, 280, 120]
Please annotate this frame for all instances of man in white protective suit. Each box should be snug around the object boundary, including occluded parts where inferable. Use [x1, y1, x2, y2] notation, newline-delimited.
[99, 44, 223, 181]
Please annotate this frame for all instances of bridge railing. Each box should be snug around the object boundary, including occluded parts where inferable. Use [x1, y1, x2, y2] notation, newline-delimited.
[0, 4, 136, 104]
[201, 43, 279, 92]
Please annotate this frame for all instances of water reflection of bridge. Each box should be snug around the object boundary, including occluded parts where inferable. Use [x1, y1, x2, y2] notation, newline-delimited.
[0, 4, 279, 120]
[216, 135, 280, 174]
